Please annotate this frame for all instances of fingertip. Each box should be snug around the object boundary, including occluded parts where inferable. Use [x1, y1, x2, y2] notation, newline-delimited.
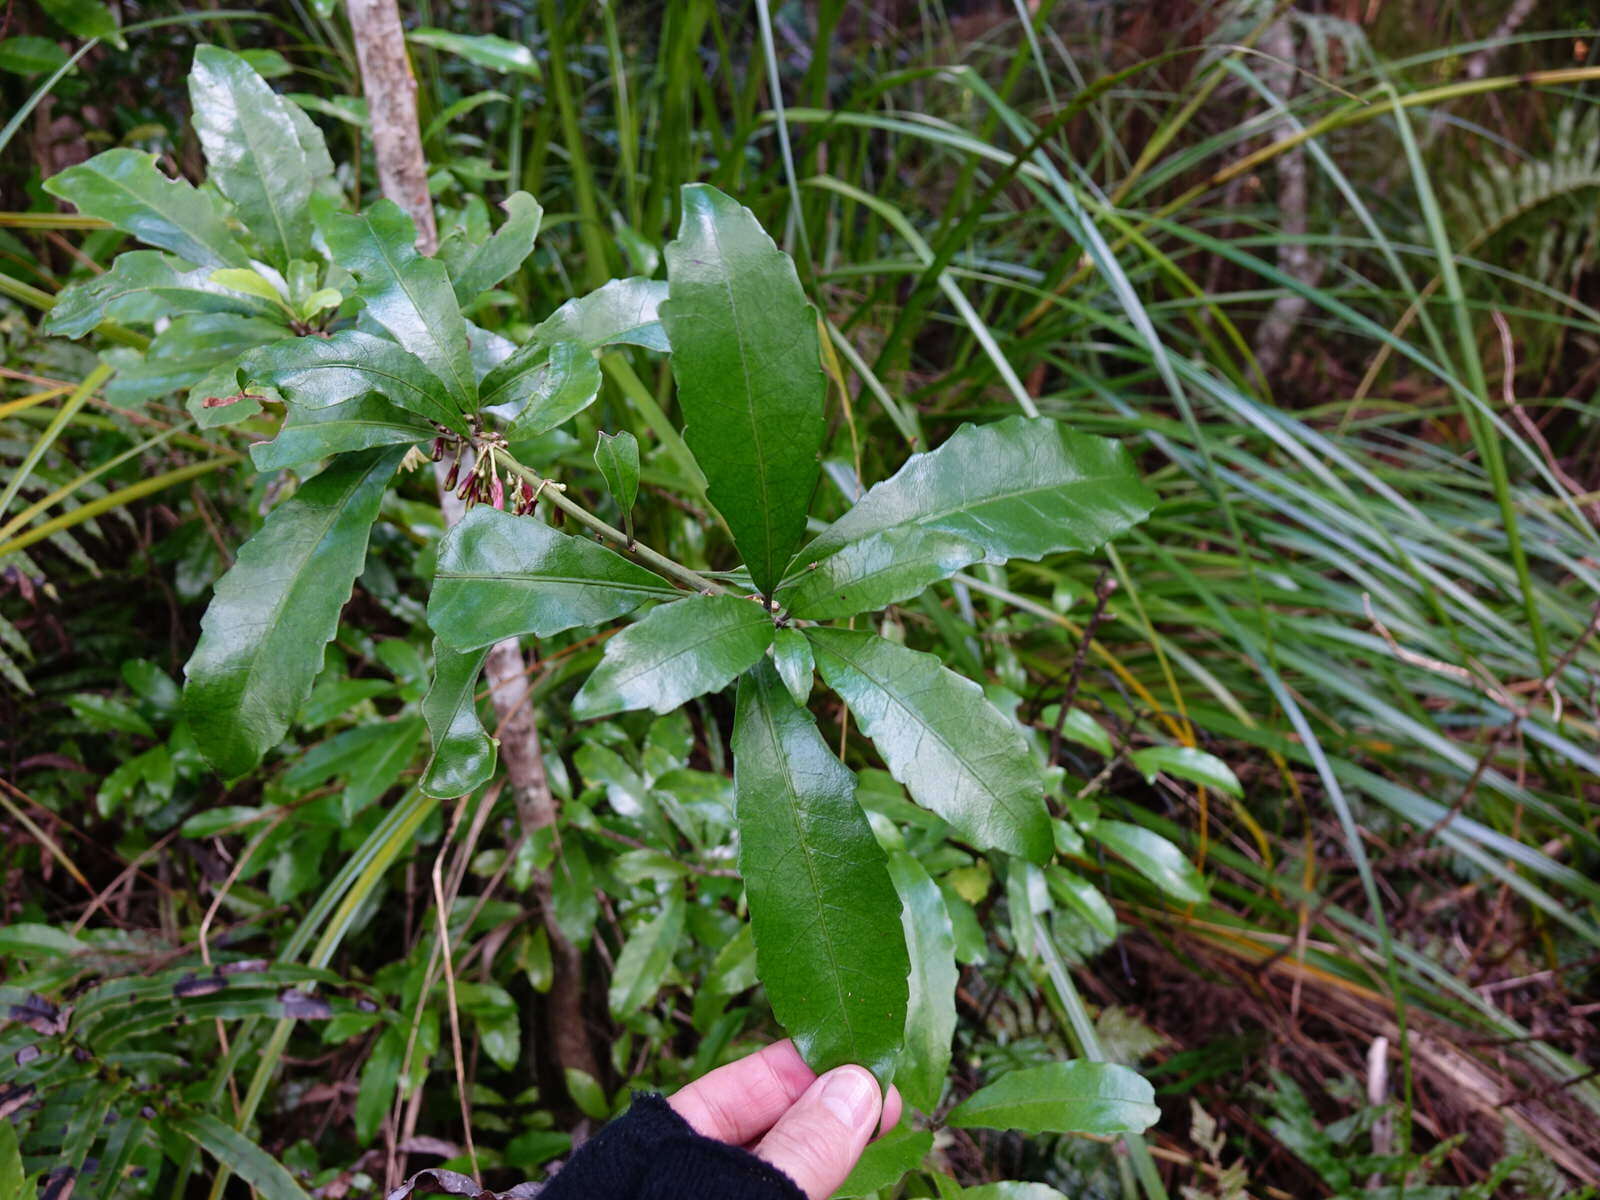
[879, 1084, 904, 1136]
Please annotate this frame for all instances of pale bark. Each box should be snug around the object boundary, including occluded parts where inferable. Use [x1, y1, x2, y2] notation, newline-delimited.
[1254, 17, 1321, 381]
[346, 0, 438, 253]
[345, 0, 599, 1089]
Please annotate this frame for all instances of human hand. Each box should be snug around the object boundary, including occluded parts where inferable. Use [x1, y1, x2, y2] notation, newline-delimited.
[668, 1039, 904, 1200]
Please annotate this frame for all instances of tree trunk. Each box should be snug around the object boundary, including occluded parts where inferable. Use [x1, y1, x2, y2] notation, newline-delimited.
[344, 0, 600, 1093]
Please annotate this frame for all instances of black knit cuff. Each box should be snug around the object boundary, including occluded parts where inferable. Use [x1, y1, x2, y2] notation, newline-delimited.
[537, 1091, 807, 1200]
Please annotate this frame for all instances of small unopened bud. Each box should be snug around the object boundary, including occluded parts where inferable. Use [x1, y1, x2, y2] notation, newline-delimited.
[430, 437, 445, 462]
[490, 471, 505, 509]
[443, 457, 460, 490]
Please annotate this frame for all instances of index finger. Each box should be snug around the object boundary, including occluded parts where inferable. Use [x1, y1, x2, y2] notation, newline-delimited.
[668, 1039, 817, 1145]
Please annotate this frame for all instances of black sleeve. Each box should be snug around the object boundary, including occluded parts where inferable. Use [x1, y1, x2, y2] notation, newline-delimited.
[536, 1092, 807, 1200]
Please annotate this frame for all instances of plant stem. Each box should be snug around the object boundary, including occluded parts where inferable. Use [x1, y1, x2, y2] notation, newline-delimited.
[489, 446, 728, 596]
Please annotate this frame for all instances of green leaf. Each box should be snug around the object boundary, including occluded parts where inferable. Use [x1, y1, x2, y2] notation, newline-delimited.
[168, 1111, 312, 1200]
[807, 628, 1052, 862]
[958, 1185, 1071, 1200]
[356, 1025, 405, 1143]
[1089, 820, 1208, 904]
[0, 921, 86, 958]
[1039, 705, 1113, 758]
[209, 267, 287, 306]
[531, 276, 669, 352]
[565, 1068, 611, 1120]
[44, 250, 281, 338]
[420, 640, 496, 798]
[594, 430, 640, 513]
[67, 692, 154, 737]
[250, 392, 433, 472]
[187, 362, 263, 430]
[1045, 866, 1117, 940]
[0, 1116, 24, 1198]
[493, 341, 603, 439]
[408, 27, 541, 76]
[183, 446, 404, 777]
[770, 626, 814, 706]
[834, 1124, 932, 1198]
[886, 851, 957, 1111]
[795, 416, 1156, 572]
[189, 45, 316, 266]
[607, 884, 685, 1020]
[42, 148, 250, 269]
[429, 506, 674, 651]
[180, 806, 269, 837]
[106, 313, 286, 408]
[733, 660, 909, 1082]
[321, 200, 476, 409]
[778, 527, 982, 620]
[1129, 745, 1243, 798]
[946, 1061, 1159, 1136]
[573, 595, 774, 720]
[242, 330, 470, 435]
[441, 190, 542, 305]
[38, 0, 120, 43]
[0, 37, 69, 75]
[661, 184, 826, 596]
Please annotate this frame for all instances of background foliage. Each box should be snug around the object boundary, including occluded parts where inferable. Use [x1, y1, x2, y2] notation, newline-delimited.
[2, 1, 1598, 1197]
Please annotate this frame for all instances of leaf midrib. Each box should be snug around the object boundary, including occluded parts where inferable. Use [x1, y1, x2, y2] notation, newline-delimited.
[815, 462, 1138, 557]
[749, 688, 865, 1063]
[705, 213, 779, 592]
[91, 156, 241, 267]
[818, 634, 1038, 839]
[216, 456, 382, 733]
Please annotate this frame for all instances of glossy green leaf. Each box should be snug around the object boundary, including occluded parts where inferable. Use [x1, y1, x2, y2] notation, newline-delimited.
[322, 200, 476, 409]
[1130, 745, 1244, 798]
[183, 446, 404, 777]
[250, 392, 433, 471]
[441, 190, 542, 305]
[169, 1112, 311, 1200]
[1038, 705, 1113, 758]
[106, 313, 286, 408]
[39, 0, 120, 42]
[1089, 819, 1209, 904]
[44, 250, 280, 338]
[420, 641, 495, 798]
[0, 37, 69, 76]
[1045, 866, 1117, 940]
[573, 595, 775, 720]
[493, 341, 603, 439]
[946, 1061, 1159, 1136]
[189, 45, 315, 266]
[409, 27, 541, 76]
[779, 526, 982, 619]
[187, 361, 264, 430]
[565, 1068, 610, 1120]
[770, 626, 814, 706]
[733, 660, 909, 1082]
[886, 850, 957, 1111]
[834, 1124, 932, 1198]
[531, 276, 669, 352]
[429, 506, 675, 650]
[594, 430, 640, 513]
[958, 1185, 1070, 1200]
[242, 330, 469, 435]
[807, 628, 1052, 862]
[607, 884, 685, 1020]
[661, 184, 826, 595]
[209, 267, 286, 305]
[42, 148, 250, 269]
[796, 416, 1156, 571]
